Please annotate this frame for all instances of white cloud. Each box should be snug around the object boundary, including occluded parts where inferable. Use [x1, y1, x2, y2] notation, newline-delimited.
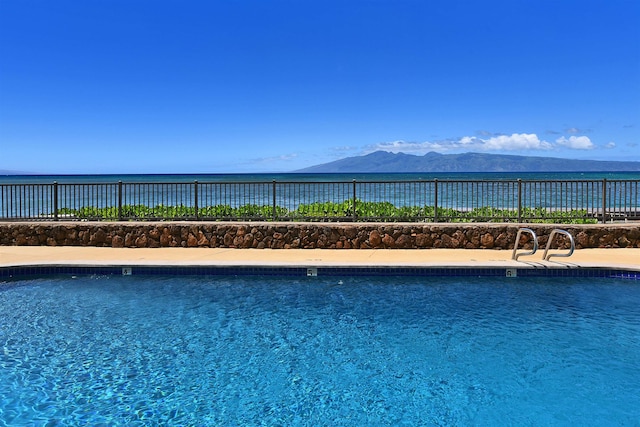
[605, 141, 616, 149]
[555, 136, 594, 150]
[483, 133, 553, 150]
[459, 136, 476, 145]
[366, 133, 553, 154]
[364, 132, 603, 156]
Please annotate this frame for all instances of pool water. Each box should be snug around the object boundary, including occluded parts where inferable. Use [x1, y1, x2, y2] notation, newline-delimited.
[1, 275, 639, 426]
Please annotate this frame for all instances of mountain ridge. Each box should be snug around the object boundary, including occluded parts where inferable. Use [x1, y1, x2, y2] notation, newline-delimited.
[295, 151, 640, 173]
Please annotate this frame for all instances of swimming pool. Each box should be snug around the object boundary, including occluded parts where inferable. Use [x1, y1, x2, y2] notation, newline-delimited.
[1, 274, 639, 425]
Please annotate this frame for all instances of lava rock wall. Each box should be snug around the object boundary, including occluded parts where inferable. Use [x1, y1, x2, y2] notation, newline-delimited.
[1, 222, 639, 249]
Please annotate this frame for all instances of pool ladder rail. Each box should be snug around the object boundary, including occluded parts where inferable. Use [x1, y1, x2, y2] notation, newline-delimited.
[512, 228, 575, 261]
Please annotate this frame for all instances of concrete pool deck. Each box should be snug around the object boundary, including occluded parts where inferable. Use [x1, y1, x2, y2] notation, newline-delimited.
[1, 246, 638, 271]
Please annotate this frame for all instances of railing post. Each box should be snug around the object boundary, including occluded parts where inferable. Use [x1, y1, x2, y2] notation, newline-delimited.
[53, 181, 58, 221]
[117, 181, 123, 221]
[517, 179, 522, 223]
[602, 178, 607, 224]
[352, 179, 357, 222]
[434, 179, 438, 222]
[272, 180, 277, 221]
[117, 181, 122, 221]
[194, 180, 199, 220]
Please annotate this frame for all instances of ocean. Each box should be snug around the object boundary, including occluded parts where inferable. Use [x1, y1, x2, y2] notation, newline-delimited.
[2, 171, 640, 184]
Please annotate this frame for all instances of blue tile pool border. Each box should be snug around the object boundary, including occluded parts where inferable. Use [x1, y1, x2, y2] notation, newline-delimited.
[1, 265, 639, 280]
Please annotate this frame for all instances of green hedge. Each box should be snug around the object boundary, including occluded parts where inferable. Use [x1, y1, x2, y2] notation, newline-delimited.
[55, 200, 597, 224]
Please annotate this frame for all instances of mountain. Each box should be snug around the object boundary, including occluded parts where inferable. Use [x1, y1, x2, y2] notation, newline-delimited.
[295, 151, 640, 173]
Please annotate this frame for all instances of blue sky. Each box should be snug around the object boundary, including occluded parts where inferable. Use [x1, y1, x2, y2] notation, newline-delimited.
[1, 0, 639, 174]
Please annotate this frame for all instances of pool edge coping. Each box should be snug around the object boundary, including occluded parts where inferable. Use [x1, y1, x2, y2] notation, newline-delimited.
[1, 247, 639, 278]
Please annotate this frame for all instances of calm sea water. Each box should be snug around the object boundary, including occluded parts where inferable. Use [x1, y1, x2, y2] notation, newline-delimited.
[1, 275, 639, 425]
[1, 171, 639, 184]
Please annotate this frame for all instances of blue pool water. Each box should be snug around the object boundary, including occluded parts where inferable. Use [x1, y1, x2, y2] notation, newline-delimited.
[1, 275, 639, 426]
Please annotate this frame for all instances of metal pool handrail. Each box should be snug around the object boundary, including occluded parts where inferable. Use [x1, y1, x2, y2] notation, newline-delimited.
[543, 229, 575, 261]
[512, 228, 539, 260]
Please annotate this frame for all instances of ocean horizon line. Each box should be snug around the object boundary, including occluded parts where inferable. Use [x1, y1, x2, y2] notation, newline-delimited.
[2, 171, 640, 185]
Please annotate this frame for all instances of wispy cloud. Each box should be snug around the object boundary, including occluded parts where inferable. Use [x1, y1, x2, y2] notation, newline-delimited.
[366, 140, 452, 154]
[330, 146, 358, 156]
[251, 153, 299, 164]
[548, 126, 591, 135]
[605, 141, 616, 149]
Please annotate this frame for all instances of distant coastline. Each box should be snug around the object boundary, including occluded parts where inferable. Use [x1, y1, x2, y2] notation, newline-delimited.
[296, 151, 640, 173]
[4, 151, 640, 180]
[0, 170, 31, 176]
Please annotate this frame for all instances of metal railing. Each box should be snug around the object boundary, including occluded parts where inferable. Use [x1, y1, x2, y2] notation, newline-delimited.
[1, 178, 639, 223]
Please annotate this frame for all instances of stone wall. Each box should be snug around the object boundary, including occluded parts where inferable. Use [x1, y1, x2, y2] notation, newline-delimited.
[1, 222, 639, 249]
